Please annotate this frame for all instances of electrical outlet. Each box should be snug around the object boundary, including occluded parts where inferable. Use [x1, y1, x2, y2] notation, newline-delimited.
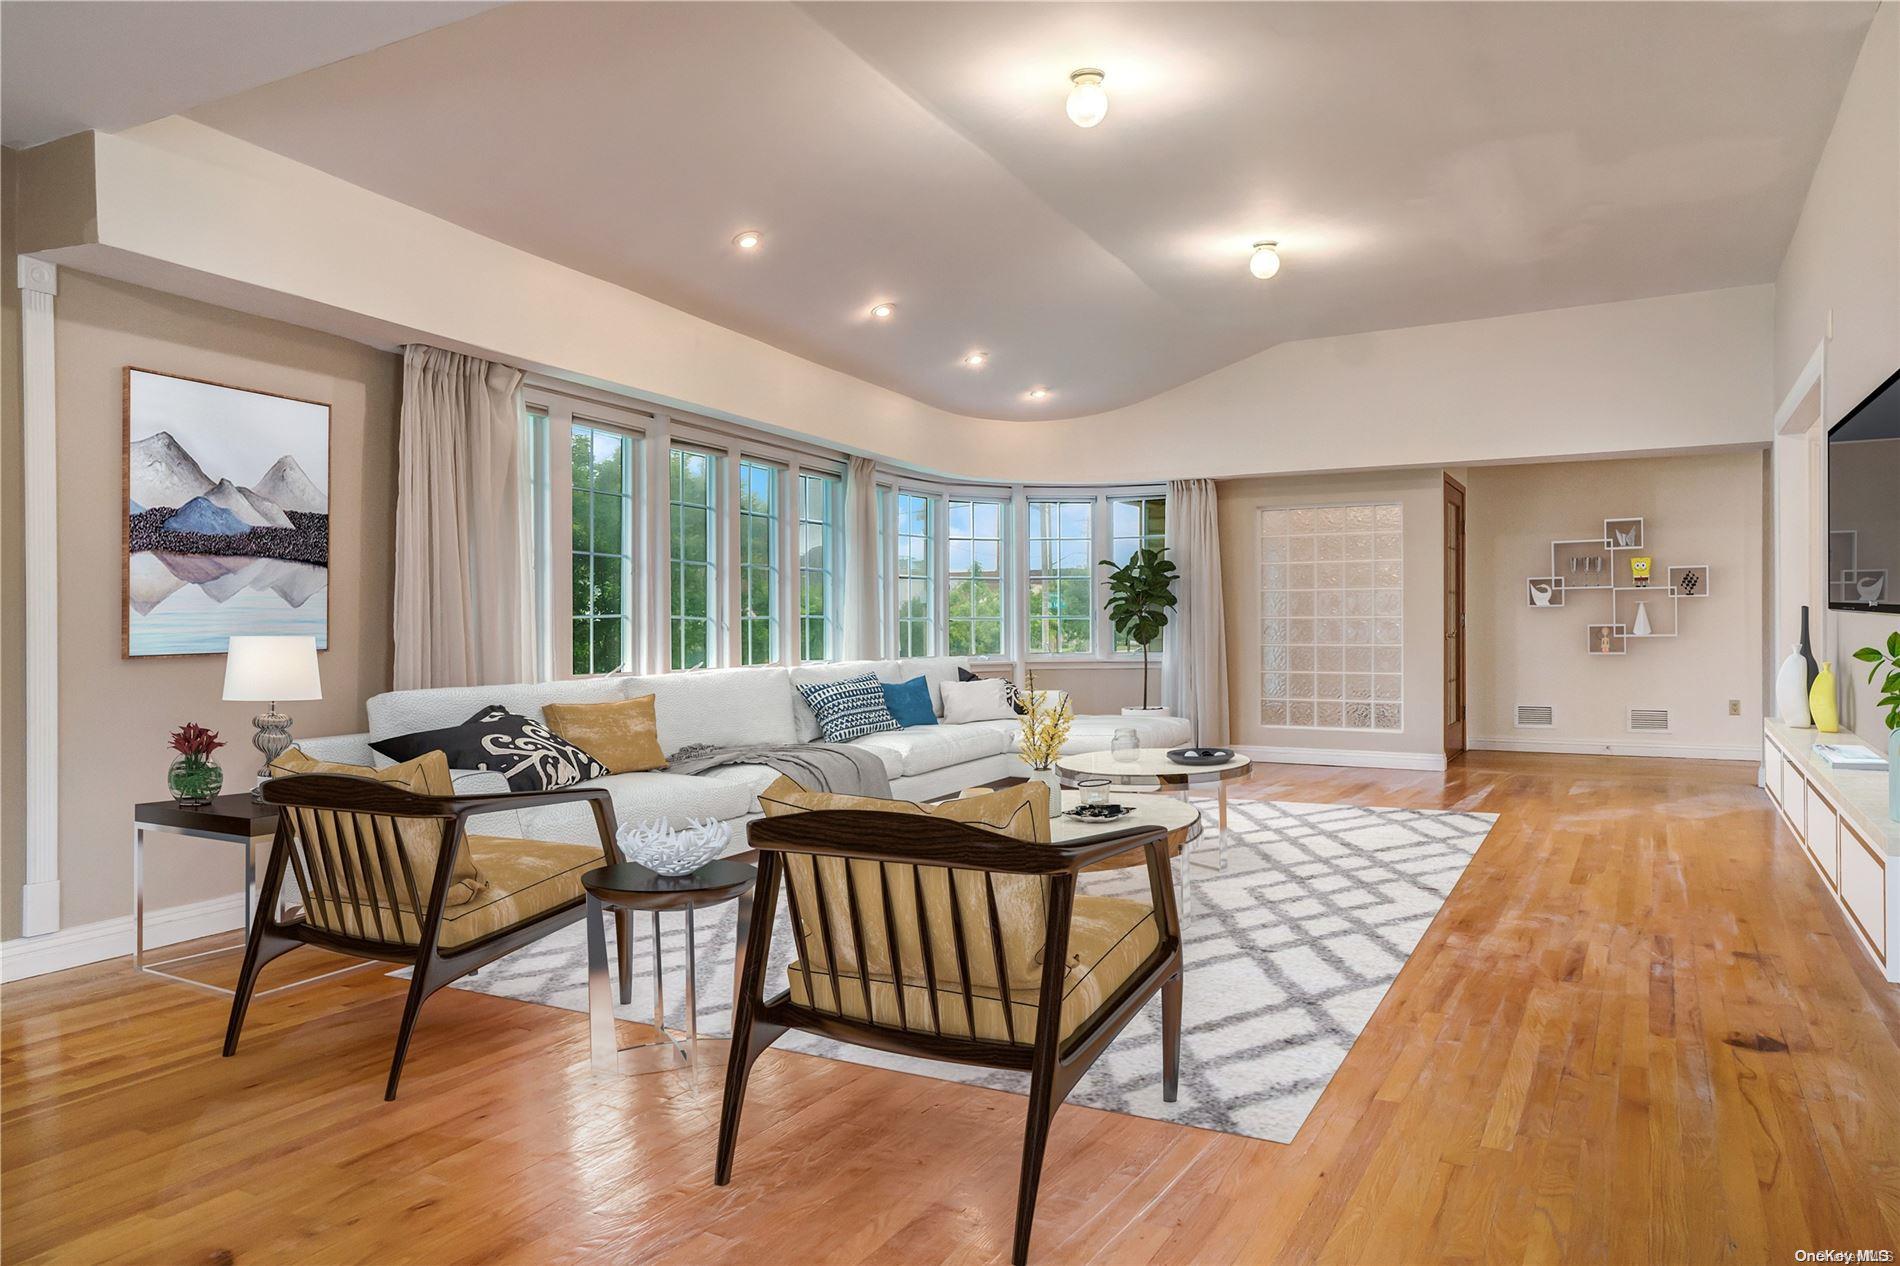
[1729, 699, 1741, 716]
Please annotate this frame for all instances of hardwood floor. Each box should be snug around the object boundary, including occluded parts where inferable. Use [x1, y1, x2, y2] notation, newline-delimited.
[6, 752, 1900, 1264]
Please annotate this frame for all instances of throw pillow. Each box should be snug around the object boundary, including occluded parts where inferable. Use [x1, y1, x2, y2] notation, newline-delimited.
[958, 665, 1028, 715]
[880, 675, 938, 728]
[756, 775, 1052, 989]
[795, 673, 901, 743]
[941, 677, 1018, 723]
[370, 705, 609, 791]
[269, 747, 487, 904]
[541, 694, 668, 774]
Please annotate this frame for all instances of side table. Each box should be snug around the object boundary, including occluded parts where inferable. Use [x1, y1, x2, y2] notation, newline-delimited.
[583, 859, 758, 1073]
[132, 794, 362, 996]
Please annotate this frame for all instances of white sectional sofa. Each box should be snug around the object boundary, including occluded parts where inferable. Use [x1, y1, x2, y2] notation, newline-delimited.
[298, 657, 1191, 852]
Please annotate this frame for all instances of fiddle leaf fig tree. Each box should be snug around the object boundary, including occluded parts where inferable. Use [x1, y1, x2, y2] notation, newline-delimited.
[1099, 547, 1179, 709]
[1850, 629, 1900, 732]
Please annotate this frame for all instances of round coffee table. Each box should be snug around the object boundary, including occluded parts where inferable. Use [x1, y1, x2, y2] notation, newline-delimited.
[1051, 789, 1213, 919]
[1055, 749, 1252, 867]
[582, 859, 757, 1074]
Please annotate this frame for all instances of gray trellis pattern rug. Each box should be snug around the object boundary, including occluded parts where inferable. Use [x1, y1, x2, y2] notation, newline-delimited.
[448, 799, 1496, 1144]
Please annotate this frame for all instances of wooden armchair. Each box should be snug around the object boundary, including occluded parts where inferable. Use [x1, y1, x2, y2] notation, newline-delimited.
[717, 792, 1184, 1265]
[224, 766, 617, 1100]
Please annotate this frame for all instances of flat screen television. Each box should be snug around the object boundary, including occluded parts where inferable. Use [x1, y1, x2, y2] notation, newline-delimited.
[1828, 365, 1900, 614]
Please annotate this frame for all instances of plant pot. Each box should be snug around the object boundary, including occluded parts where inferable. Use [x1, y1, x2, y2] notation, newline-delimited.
[168, 755, 223, 807]
[1028, 767, 1061, 796]
[1121, 706, 1170, 717]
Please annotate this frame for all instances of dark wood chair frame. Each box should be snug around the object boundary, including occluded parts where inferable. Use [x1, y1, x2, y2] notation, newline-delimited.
[717, 809, 1184, 1265]
[223, 772, 621, 1100]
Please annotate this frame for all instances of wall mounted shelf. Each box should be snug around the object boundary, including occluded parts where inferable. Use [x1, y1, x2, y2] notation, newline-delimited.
[1531, 516, 1706, 657]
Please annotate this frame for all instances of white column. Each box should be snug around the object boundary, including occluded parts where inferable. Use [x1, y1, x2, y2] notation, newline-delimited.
[17, 257, 60, 937]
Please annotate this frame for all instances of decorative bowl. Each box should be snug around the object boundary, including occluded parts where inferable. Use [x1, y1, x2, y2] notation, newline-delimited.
[1166, 746, 1235, 767]
[1065, 802, 1132, 822]
[618, 817, 730, 877]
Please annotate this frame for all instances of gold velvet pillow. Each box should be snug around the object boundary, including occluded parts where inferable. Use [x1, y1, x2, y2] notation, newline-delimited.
[757, 777, 1052, 990]
[269, 747, 487, 905]
[540, 695, 668, 775]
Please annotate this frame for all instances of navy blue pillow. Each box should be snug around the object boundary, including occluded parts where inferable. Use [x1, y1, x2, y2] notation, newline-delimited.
[880, 676, 938, 728]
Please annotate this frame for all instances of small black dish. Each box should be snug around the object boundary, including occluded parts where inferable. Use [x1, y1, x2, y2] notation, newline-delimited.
[1166, 745, 1235, 766]
[1064, 803, 1132, 822]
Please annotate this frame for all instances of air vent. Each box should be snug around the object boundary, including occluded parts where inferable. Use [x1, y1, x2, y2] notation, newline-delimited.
[1515, 704, 1554, 728]
[1627, 707, 1671, 733]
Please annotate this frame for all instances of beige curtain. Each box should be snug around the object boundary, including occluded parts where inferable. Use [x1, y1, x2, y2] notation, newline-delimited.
[392, 345, 533, 690]
[845, 454, 881, 659]
[1162, 478, 1230, 743]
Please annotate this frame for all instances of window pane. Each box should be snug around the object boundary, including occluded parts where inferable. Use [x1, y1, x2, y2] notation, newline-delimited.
[895, 491, 935, 658]
[737, 460, 780, 665]
[670, 447, 719, 669]
[945, 496, 1005, 660]
[1110, 495, 1168, 651]
[1029, 499, 1093, 654]
[568, 422, 640, 676]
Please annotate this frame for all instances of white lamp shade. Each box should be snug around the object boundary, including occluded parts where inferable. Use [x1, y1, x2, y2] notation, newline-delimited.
[223, 635, 322, 702]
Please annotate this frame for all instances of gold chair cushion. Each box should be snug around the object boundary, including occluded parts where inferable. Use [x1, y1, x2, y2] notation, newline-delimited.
[271, 747, 486, 904]
[541, 694, 668, 774]
[786, 894, 1158, 1044]
[757, 777, 1053, 990]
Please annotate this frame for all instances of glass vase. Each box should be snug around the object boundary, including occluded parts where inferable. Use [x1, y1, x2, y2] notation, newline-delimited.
[168, 755, 223, 807]
[1110, 727, 1140, 763]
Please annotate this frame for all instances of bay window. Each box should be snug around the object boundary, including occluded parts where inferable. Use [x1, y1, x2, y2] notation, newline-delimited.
[1028, 499, 1093, 654]
[1109, 494, 1168, 653]
[737, 459, 780, 665]
[946, 497, 1005, 657]
[570, 421, 638, 674]
[670, 446, 718, 670]
[895, 491, 935, 657]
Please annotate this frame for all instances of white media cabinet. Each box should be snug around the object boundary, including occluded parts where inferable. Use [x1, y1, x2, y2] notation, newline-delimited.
[1762, 719, 1900, 981]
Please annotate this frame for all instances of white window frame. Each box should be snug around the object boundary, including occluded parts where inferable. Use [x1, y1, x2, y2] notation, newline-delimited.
[945, 494, 1009, 659]
[736, 456, 783, 666]
[797, 470, 845, 662]
[1107, 492, 1170, 657]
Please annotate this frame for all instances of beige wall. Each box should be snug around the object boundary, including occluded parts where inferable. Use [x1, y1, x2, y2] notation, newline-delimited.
[1466, 452, 1767, 757]
[1217, 468, 1447, 759]
[0, 246, 400, 937]
[1773, 1, 1900, 748]
[1023, 663, 1158, 718]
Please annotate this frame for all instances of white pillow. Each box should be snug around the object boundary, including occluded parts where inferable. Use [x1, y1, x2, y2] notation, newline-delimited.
[941, 678, 1018, 723]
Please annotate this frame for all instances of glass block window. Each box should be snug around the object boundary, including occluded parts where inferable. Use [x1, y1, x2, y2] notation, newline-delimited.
[571, 422, 637, 674]
[737, 459, 780, 665]
[946, 497, 1005, 657]
[1028, 499, 1093, 654]
[1259, 503, 1403, 731]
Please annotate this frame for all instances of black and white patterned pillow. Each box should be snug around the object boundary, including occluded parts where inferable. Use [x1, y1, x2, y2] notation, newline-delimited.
[370, 705, 608, 792]
[959, 665, 1028, 715]
[796, 673, 901, 743]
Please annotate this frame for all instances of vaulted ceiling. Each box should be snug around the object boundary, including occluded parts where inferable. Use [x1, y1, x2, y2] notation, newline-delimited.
[5, 1, 1880, 419]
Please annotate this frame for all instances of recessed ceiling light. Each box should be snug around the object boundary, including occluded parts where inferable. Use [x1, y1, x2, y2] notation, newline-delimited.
[962, 351, 988, 368]
[1027, 386, 1050, 401]
[733, 230, 762, 250]
[1249, 241, 1282, 280]
[871, 302, 896, 319]
[1066, 69, 1107, 128]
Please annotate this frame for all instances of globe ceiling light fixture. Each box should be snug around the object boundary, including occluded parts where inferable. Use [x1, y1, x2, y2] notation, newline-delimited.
[1249, 241, 1282, 280]
[962, 351, 988, 368]
[733, 230, 762, 251]
[1066, 68, 1108, 128]
[870, 302, 896, 319]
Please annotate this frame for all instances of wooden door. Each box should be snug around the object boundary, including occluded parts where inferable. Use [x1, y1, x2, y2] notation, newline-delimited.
[1444, 476, 1467, 757]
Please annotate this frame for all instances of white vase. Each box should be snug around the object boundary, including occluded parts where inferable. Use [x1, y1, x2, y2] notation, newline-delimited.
[1631, 602, 1652, 638]
[1029, 767, 1061, 796]
[1775, 646, 1812, 728]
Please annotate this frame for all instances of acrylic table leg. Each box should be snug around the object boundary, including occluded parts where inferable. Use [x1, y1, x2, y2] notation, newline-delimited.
[586, 896, 618, 1072]
[1218, 782, 1230, 869]
[132, 825, 146, 971]
[684, 905, 698, 1046]
[243, 838, 257, 934]
[615, 908, 634, 1006]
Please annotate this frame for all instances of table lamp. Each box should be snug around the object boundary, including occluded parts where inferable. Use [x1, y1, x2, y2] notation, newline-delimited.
[223, 635, 322, 801]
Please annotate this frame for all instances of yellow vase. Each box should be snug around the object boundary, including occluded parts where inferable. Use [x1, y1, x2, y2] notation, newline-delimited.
[1810, 661, 1840, 734]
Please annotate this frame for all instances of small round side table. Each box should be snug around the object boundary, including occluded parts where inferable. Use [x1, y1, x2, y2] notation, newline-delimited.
[1055, 750, 1252, 867]
[582, 859, 757, 1074]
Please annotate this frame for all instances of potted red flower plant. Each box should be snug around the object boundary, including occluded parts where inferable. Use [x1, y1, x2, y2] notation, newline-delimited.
[167, 722, 226, 807]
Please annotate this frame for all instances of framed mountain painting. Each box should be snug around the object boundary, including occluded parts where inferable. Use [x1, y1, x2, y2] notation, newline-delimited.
[123, 368, 331, 657]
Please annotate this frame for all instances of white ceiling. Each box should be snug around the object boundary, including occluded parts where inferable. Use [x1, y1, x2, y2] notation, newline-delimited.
[12, 2, 1880, 419]
[0, 1, 498, 148]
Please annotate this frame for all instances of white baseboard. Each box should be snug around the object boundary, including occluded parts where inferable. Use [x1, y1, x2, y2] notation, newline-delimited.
[19, 880, 61, 938]
[0, 893, 246, 984]
[1468, 736, 1758, 762]
[1233, 745, 1449, 772]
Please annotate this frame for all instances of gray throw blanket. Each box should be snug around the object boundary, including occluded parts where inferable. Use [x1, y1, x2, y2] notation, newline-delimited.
[666, 742, 892, 798]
